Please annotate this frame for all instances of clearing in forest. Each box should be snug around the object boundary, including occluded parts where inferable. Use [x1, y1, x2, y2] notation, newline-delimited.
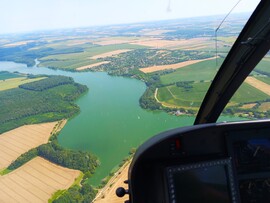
[0, 122, 57, 170]
[140, 57, 216, 73]
[0, 157, 80, 203]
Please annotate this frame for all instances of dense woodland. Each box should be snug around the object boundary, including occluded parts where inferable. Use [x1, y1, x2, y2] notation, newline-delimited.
[0, 75, 88, 133]
[140, 87, 161, 110]
[19, 75, 74, 91]
[52, 184, 97, 203]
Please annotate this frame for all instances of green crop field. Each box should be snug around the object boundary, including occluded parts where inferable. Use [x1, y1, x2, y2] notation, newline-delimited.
[157, 82, 211, 108]
[253, 59, 270, 74]
[157, 81, 269, 109]
[229, 82, 269, 104]
[160, 59, 222, 85]
[254, 75, 270, 85]
[217, 36, 237, 44]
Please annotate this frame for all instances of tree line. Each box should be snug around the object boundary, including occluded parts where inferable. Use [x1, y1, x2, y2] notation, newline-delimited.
[19, 76, 74, 91]
[0, 75, 88, 133]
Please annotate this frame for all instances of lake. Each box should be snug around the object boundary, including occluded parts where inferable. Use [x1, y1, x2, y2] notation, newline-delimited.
[0, 61, 241, 185]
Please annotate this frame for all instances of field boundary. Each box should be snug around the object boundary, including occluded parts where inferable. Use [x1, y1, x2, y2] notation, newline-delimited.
[90, 49, 131, 60]
[76, 61, 110, 71]
[0, 157, 80, 203]
[0, 122, 58, 170]
[245, 76, 270, 96]
[139, 57, 216, 73]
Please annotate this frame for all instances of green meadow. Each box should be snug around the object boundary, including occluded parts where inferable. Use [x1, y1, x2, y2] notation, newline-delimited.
[230, 82, 269, 104]
[158, 81, 269, 109]
[254, 58, 270, 74]
[157, 82, 210, 108]
[160, 59, 222, 84]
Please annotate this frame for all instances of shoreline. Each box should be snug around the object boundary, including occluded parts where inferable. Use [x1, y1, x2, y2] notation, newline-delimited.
[93, 160, 131, 203]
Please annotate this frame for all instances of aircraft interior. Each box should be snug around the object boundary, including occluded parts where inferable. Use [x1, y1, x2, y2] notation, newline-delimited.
[116, 1, 270, 202]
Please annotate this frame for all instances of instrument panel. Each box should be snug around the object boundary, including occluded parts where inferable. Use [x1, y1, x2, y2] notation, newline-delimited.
[121, 120, 270, 203]
[166, 159, 237, 203]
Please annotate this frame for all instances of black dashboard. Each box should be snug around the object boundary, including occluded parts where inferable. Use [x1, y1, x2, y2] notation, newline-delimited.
[122, 120, 270, 203]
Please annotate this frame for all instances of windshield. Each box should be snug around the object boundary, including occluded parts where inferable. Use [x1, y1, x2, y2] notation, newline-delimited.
[0, 0, 260, 202]
[220, 51, 270, 121]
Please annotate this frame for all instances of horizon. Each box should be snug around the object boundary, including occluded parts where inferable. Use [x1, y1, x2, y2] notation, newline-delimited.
[0, 0, 260, 35]
[0, 11, 253, 36]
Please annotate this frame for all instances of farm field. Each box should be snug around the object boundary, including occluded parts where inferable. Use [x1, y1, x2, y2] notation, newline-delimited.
[258, 102, 270, 112]
[253, 58, 270, 74]
[92, 37, 147, 46]
[130, 37, 211, 49]
[254, 75, 270, 85]
[230, 82, 269, 104]
[0, 122, 57, 170]
[160, 59, 220, 84]
[90, 49, 131, 59]
[39, 44, 144, 70]
[157, 82, 211, 108]
[0, 71, 23, 80]
[76, 61, 110, 71]
[240, 103, 257, 109]
[245, 76, 270, 96]
[2, 40, 35, 48]
[0, 157, 80, 203]
[141, 29, 172, 36]
[140, 57, 216, 73]
[0, 77, 46, 91]
[157, 81, 270, 110]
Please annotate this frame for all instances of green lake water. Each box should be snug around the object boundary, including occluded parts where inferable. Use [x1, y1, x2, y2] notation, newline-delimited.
[0, 61, 243, 186]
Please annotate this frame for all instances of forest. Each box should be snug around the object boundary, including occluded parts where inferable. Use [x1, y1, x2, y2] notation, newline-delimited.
[0, 75, 88, 133]
[19, 75, 74, 91]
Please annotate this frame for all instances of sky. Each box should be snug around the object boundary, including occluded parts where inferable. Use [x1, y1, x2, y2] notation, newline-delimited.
[0, 0, 260, 34]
